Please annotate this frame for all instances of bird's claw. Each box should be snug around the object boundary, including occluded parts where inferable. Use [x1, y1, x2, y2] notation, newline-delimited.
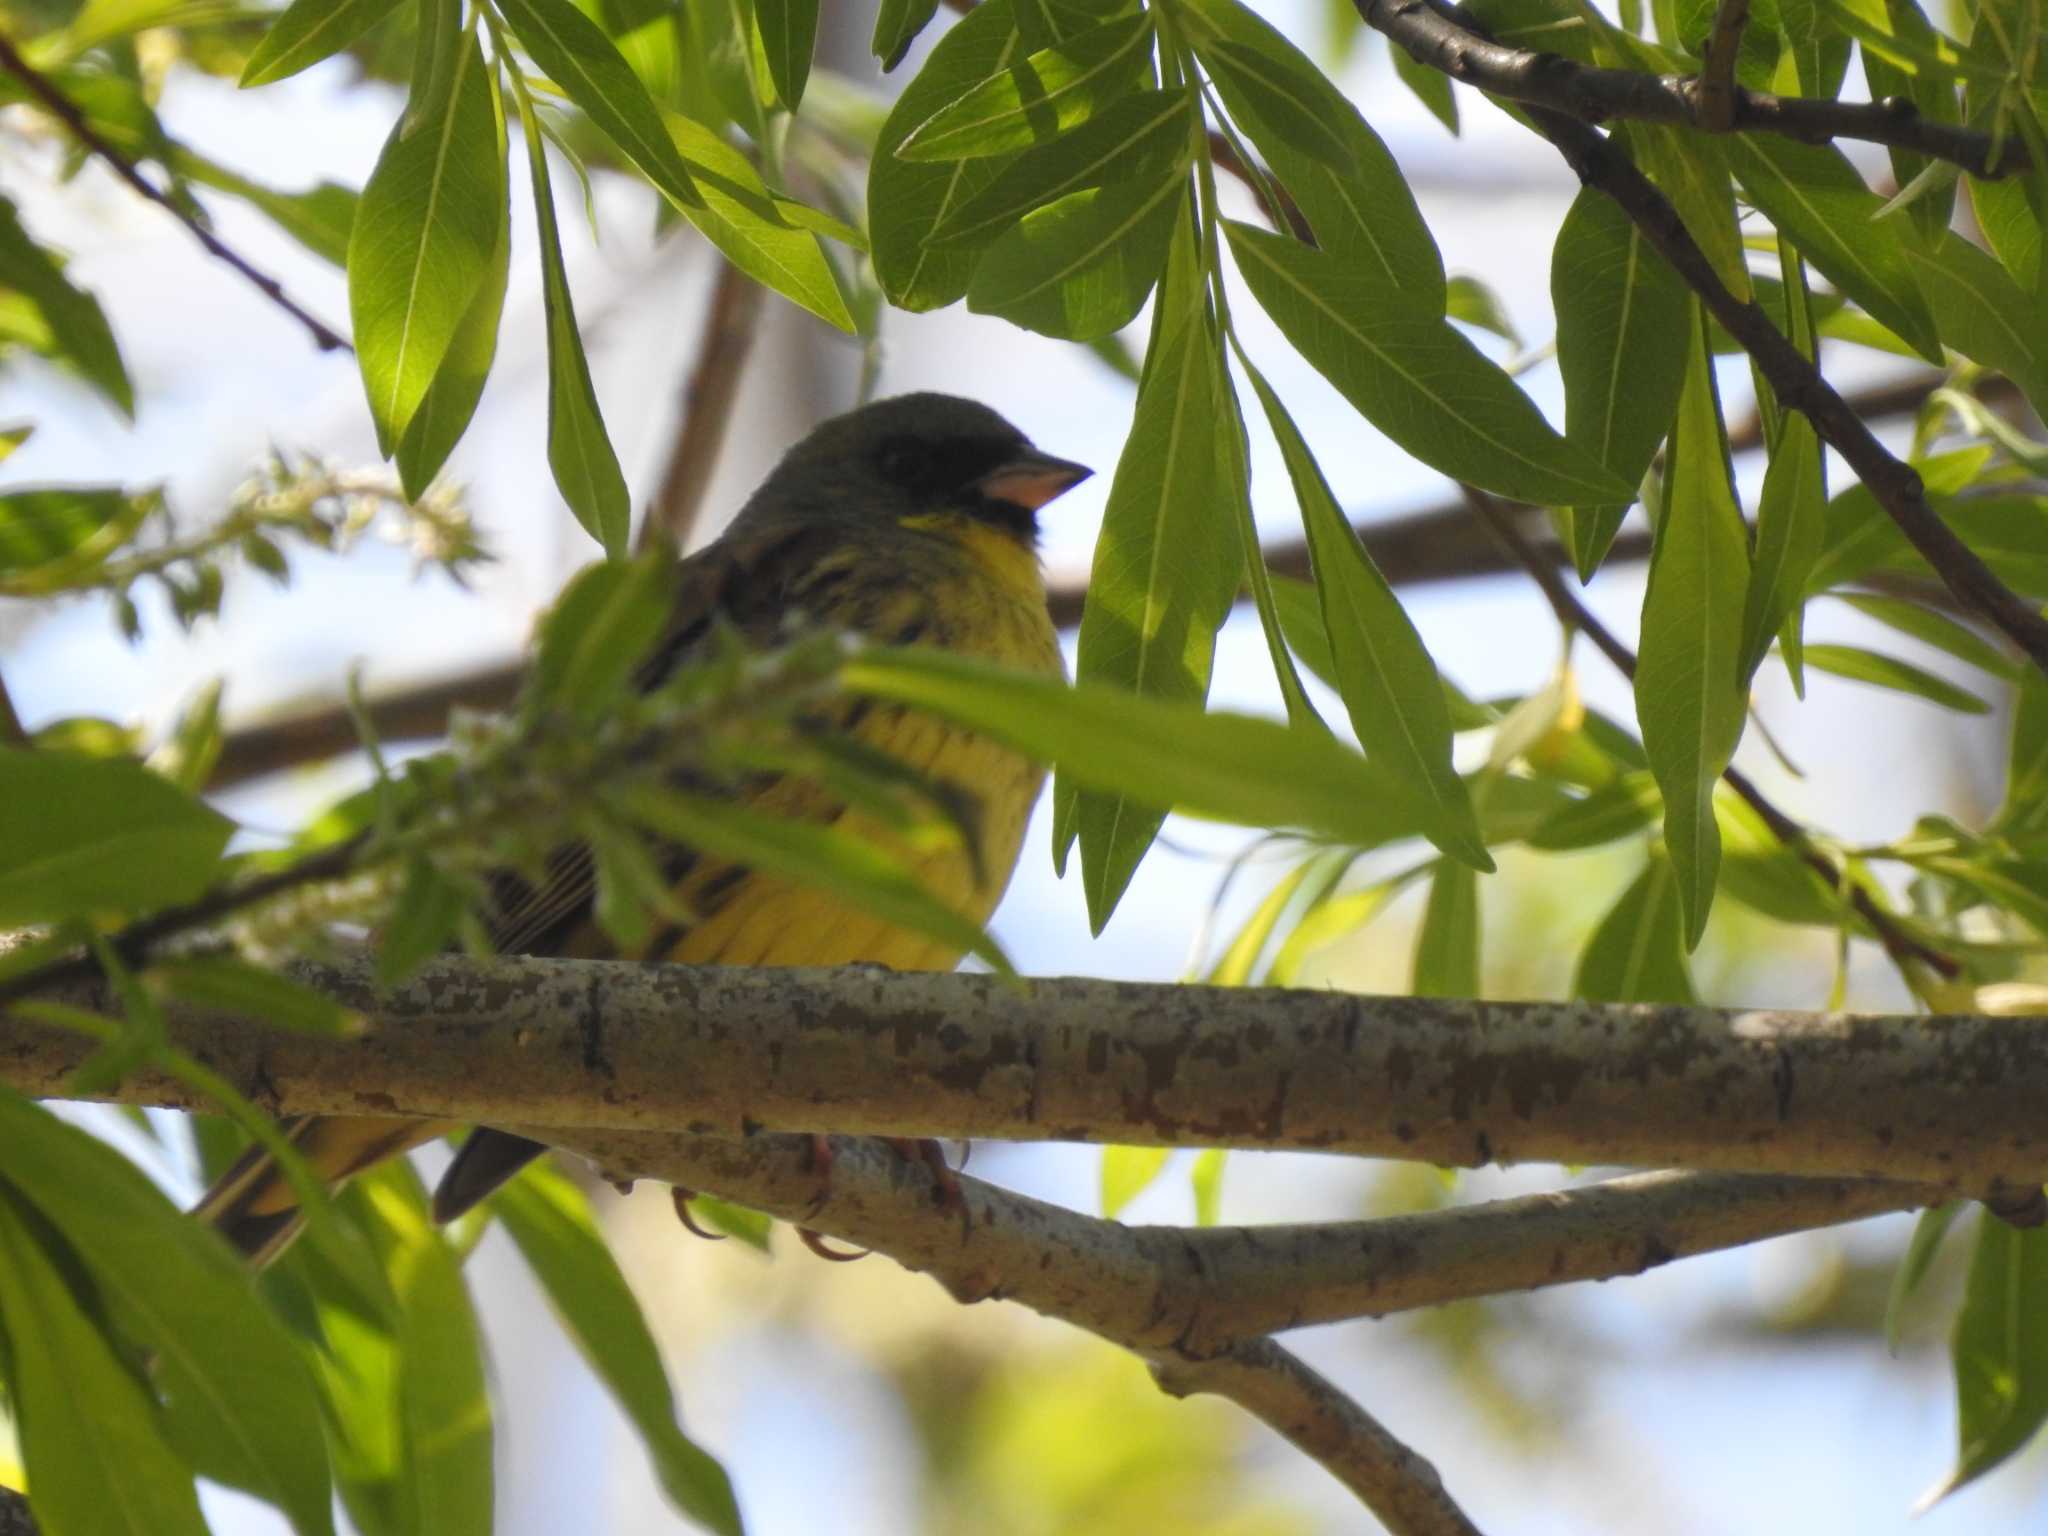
[670, 1187, 728, 1242]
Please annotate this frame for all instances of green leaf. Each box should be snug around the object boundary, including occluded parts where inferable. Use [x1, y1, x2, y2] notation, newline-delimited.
[872, 0, 941, 68]
[154, 957, 358, 1035]
[0, 1183, 209, 1536]
[0, 487, 148, 582]
[620, 782, 1012, 971]
[929, 85, 1194, 246]
[1551, 185, 1689, 578]
[663, 112, 855, 331]
[1887, 1202, 1963, 1353]
[240, 0, 404, 85]
[1832, 593, 2019, 679]
[167, 148, 358, 269]
[1928, 1212, 2048, 1504]
[1969, 172, 2040, 293]
[1100, 1145, 1173, 1218]
[495, 0, 702, 212]
[1206, 851, 1343, 985]
[1189, 1147, 1226, 1225]
[1390, 36, 1459, 130]
[1802, 445, 1991, 594]
[1188, 36, 1353, 171]
[1060, 220, 1239, 928]
[754, 0, 816, 107]
[1635, 310, 1747, 949]
[1524, 769, 1661, 851]
[1739, 415, 1826, 685]
[871, 0, 1025, 307]
[1625, 123, 1751, 300]
[1861, 0, 1959, 237]
[1723, 135, 1942, 363]
[0, 748, 233, 924]
[1177, 0, 1443, 303]
[966, 171, 1183, 340]
[1445, 274, 1520, 346]
[1572, 853, 1696, 1003]
[494, 1164, 744, 1535]
[1229, 222, 1626, 506]
[0, 1089, 335, 1536]
[681, 1193, 773, 1249]
[377, 853, 470, 984]
[514, 73, 631, 557]
[845, 648, 1478, 854]
[398, 70, 511, 499]
[896, 13, 1153, 160]
[347, 34, 503, 453]
[1244, 365, 1489, 870]
[529, 550, 677, 718]
[0, 194, 133, 417]
[1800, 643, 1991, 713]
[1412, 859, 1480, 996]
[1905, 231, 2048, 422]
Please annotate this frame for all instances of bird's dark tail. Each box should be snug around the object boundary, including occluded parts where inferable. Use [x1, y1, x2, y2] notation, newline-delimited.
[433, 1129, 548, 1223]
[192, 1115, 450, 1265]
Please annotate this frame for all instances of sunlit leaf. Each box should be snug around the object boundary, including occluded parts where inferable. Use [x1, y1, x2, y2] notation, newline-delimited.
[1926, 1212, 2048, 1505]
[896, 14, 1153, 160]
[0, 194, 133, 417]
[1800, 643, 1991, 713]
[1572, 853, 1695, 1003]
[240, 0, 404, 85]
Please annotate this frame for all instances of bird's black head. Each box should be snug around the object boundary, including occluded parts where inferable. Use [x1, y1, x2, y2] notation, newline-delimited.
[739, 393, 1092, 542]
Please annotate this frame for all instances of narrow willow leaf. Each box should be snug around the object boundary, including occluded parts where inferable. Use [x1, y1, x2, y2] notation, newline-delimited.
[167, 148, 358, 268]
[347, 35, 502, 453]
[871, 0, 1028, 308]
[1390, 37, 1458, 130]
[0, 1090, 335, 1536]
[1833, 593, 2019, 678]
[1445, 275, 1519, 345]
[1800, 643, 1990, 713]
[845, 648, 1463, 855]
[1551, 186, 1688, 578]
[1524, 769, 1661, 851]
[0, 1184, 210, 1536]
[620, 783, 1012, 971]
[1245, 364, 1489, 869]
[0, 486, 146, 580]
[1101, 1145, 1173, 1218]
[1802, 445, 1990, 594]
[377, 853, 470, 984]
[155, 957, 358, 1035]
[530, 549, 677, 717]
[1176, 0, 1442, 302]
[896, 13, 1152, 160]
[240, 0, 403, 84]
[0, 195, 133, 417]
[1969, 172, 2040, 292]
[1886, 1201, 1964, 1353]
[1905, 231, 2048, 422]
[1739, 414, 1825, 684]
[930, 86, 1193, 246]
[663, 112, 855, 331]
[1227, 221, 1629, 507]
[966, 171, 1182, 340]
[872, 0, 941, 68]
[754, 0, 816, 106]
[398, 68, 510, 498]
[1207, 851, 1343, 985]
[1925, 1213, 2048, 1505]
[494, 1165, 743, 1535]
[1061, 218, 1240, 928]
[1861, 0, 1959, 237]
[495, 0, 701, 211]
[1412, 859, 1480, 996]
[1636, 310, 1747, 949]
[0, 748, 232, 924]
[1268, 883, 1396, 985]
[1189, 1147, 1226, 1225]
[515, 78, 631, 557]
[1572, 853, 1696, 1003]
[1189, 36, 1353, 171]
[1625, 123, 1750, 300]
[1724, 135, 1942, 362]
[698, 0, 772, 144]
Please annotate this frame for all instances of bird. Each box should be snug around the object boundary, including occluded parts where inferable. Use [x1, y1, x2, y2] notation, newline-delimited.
[193, 392, 1092, 1263]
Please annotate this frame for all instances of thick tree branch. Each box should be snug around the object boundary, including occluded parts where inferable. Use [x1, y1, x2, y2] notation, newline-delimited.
[9, 952, 2048, 1191]
[1694, 0, 1749, 132]
[0, 1488, 35, 1536]
[1467, 487, 1960, 978]
[1363, 0, 2048, 678]
[0, 29, 351, 353]
[638, 259, 765, 554]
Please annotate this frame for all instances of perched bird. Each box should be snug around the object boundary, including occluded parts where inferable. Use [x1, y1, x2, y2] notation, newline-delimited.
[194, 393, 1091, 1262]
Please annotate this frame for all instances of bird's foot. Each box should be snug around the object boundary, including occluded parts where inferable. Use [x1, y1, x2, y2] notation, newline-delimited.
[670, 1187, 727, 1242]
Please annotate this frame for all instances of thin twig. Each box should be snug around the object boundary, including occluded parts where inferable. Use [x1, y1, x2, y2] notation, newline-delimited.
[637, 258, 765, 553]
[1155, 1342, 1484, 1536]
[1695, 0, 1750, 132]
[1466, 486, 1960, 978]
[0, 27, 352, 354]
[1361, 0, 2048, 679]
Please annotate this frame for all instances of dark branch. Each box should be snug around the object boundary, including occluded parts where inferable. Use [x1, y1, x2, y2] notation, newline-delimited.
[1361, 0, 2048, 679]
[638, 258, 765, 554]
[1694, 0, 1749, 132]
[1467, 487, 1960, 978]
[0, 29, 352, 353]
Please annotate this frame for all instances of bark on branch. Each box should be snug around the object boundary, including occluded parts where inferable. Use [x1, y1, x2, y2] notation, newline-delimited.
[6, 951, 2045, 1193]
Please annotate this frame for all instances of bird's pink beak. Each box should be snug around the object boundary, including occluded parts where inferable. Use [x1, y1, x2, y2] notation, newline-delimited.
[976, 448, 1093, 511]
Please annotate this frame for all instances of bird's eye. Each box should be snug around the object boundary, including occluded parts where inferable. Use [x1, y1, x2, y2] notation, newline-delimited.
[877, 439, 927, 486]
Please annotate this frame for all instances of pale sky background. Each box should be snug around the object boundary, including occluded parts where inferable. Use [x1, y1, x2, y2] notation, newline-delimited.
[3, 3, 2044, 1531]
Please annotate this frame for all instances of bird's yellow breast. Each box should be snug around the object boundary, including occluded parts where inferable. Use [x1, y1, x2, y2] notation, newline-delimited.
[660, 516, 1062, 972]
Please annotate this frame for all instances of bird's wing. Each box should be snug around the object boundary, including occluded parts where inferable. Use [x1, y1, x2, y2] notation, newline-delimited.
[479, 519, 910, 959]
